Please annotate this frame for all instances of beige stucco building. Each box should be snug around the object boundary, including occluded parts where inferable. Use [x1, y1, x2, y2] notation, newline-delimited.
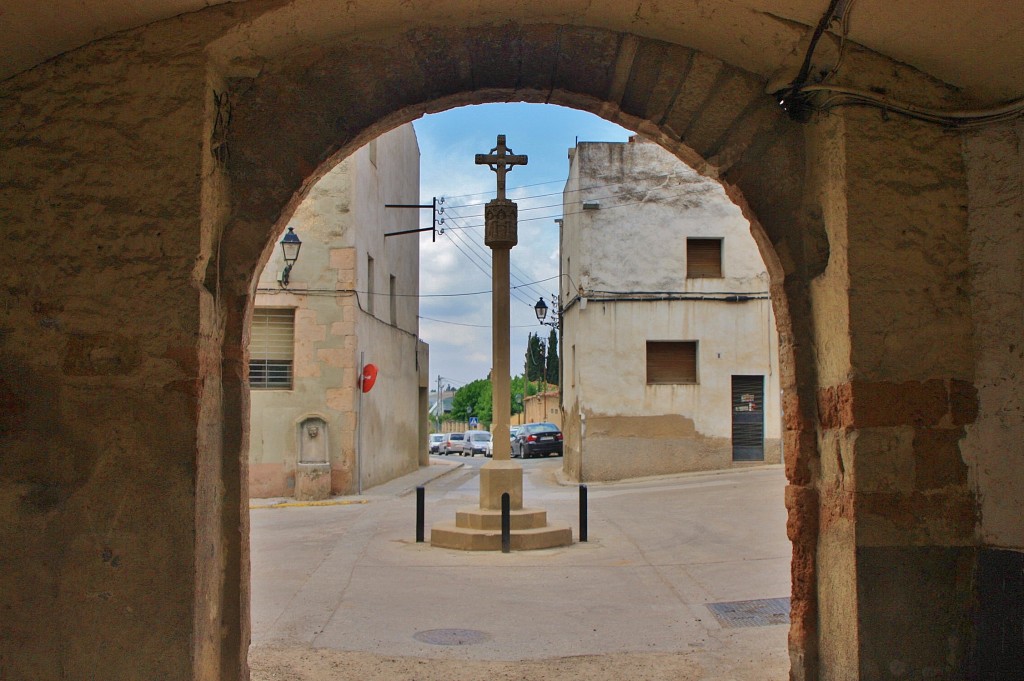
[249, 125, 430, 499]
[560, 137, 781, 482]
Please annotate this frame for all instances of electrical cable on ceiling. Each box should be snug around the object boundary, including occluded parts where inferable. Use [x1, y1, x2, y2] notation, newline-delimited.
[776, 0, 842, 122]
[774, 0, 1024, 128]
[801, 85, 1024, 128]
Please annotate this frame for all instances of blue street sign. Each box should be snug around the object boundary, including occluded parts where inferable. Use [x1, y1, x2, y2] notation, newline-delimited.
[469, 417, 479, 428]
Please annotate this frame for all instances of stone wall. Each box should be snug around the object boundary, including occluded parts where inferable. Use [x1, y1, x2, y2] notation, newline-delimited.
[963, 119, 1024, 674]
[0, 22, 220, 681]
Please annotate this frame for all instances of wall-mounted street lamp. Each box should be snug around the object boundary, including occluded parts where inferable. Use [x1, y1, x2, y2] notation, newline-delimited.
[278, 227, 302, 287]
[534, 296, 559, 328]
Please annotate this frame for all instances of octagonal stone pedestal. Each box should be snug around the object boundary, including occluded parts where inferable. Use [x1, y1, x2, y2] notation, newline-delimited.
[431, 459, 572, 551]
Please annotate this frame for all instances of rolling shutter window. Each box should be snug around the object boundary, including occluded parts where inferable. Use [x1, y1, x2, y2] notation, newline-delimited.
[687, 238, 723, 278]
[646, 341, 698, 384]
[250, 308, 295, 389]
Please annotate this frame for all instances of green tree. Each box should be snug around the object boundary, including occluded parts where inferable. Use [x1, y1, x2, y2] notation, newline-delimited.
[477, 380, 493, 424]
[510, 374, 525, 415]
[525, 333, 545, 382]
[545, 328, 559, 385]
[524, 333, 535, 380]
[451, 378, 493, 426]
[451, 379, 483, 422]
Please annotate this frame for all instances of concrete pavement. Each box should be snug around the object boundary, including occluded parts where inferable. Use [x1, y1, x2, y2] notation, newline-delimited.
[249, 457, 791, 678]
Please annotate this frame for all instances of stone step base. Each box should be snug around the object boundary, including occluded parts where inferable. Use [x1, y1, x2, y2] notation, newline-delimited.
[455, 507, 549, 531]
[430, 522, 573, 551]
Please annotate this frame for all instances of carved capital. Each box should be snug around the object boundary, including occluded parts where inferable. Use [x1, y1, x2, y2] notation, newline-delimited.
[484, 199, 518, 249]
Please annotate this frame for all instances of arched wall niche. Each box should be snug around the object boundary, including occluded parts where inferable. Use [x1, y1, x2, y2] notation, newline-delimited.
[217, 22, 825, 680]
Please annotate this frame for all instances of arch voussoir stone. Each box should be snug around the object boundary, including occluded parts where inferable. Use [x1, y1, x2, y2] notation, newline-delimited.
[618, 40, 680, 118]
[660, 51, 726, 142]
[683, 68, 767, 159]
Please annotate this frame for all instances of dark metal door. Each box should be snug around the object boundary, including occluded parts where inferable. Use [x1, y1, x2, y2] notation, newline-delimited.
[732, 375, 765, 461]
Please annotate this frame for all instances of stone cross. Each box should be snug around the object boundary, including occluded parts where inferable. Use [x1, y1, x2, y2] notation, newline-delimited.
[475, 134, 528, 200]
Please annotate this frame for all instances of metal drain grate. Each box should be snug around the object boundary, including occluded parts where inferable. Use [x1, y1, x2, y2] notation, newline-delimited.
[413, 628, 492, 646]
[706, 597, 790, 628]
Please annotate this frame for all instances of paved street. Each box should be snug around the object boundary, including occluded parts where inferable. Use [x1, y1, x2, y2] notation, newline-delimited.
[249, 457, 791, 679]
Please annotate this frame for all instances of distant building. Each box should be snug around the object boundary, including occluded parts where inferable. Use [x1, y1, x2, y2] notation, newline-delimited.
[559, 137, 781, 482]
[521, 390, 562, 428]
[428, 389, 456, 426]
[248, 125, 429, 499]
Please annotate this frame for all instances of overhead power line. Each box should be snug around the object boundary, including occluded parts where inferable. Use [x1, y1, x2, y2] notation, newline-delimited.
[440, 213, 540, 309]
[419, 315, 541, 329]
[442, 206, 553, 304]
[440, 172, 705, 217]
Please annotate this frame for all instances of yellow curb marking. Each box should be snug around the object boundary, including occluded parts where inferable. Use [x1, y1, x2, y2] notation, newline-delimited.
[250, 499, 370, 510]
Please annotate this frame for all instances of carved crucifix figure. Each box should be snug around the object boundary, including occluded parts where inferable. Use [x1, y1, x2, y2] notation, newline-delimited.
[475, 134, 528, 200]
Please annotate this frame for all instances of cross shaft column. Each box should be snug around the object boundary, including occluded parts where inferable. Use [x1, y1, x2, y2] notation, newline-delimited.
[430, 135, 570, 549]
[477, 196, 520, 508]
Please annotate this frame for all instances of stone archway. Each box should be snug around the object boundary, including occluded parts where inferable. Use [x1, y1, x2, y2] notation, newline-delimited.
[214, 23, 823, 681]
[0, 4, 986, 681]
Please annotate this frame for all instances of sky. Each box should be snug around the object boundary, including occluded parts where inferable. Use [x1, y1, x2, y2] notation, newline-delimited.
[412, 103, 633, 390]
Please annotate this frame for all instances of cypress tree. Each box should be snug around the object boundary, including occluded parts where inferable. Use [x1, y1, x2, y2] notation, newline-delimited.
[524, 333, 535, 380]
[545, 329, 559, 385]
[525, 333, 546, 382]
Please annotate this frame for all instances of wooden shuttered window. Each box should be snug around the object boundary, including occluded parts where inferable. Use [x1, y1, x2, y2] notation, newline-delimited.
[646, 341, 698, 384]
[250, 308, 295, 389]
[686, 238, 723, 278]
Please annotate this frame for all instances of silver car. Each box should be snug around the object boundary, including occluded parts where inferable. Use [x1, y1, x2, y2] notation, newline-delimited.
[462, 430, 492, 456]
[443, 432, 466, 455]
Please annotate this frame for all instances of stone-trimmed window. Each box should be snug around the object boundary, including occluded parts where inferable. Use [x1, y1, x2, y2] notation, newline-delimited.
[646, 341, 698, 384]
[250, 308, 295, 389]
[686, 238, 723, 278]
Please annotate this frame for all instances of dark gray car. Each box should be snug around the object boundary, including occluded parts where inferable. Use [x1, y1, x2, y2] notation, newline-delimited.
[512, 422, 563, 458]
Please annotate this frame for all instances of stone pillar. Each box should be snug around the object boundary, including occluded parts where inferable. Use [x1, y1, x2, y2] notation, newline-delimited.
[487, 199, 515, 461]
[0, 38, 224, 680]
[812, 108, 976, 678]
[478, 198, 522, 510]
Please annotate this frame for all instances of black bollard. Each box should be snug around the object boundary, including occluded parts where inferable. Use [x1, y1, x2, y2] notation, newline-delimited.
[416, 485, 425, 543]
[579, 483, 588, 542]
[501, 492, 511, 553]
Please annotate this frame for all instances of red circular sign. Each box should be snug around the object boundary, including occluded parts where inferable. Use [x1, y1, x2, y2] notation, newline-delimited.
[361, 363, 378, 393]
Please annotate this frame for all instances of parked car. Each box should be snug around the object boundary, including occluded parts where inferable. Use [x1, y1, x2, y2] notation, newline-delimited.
[428, 433, 446, 454]
[443, 432, 466, 455]
[512, 422, 563, 458]
[463, 430, 492, 456]
[509, 426, 521, 441]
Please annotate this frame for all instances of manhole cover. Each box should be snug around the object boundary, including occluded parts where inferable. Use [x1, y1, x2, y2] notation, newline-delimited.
[706, 597, 790, 628]
[413, 628, 492, 646]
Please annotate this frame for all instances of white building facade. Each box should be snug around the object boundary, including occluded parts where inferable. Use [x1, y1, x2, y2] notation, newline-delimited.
[249, 125, 429, 498]
[560, 137, 781, 482]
